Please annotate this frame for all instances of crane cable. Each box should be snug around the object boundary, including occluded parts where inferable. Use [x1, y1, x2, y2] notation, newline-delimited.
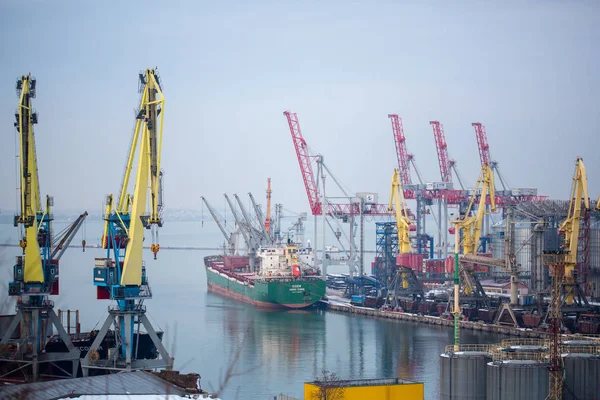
[82, 218, 86, 252]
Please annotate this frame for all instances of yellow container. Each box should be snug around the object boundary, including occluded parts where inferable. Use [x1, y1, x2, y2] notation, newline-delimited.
[304, 377, 424, 400]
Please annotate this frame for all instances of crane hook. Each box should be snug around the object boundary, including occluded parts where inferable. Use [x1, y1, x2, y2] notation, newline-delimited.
[151, 244, 159, 260]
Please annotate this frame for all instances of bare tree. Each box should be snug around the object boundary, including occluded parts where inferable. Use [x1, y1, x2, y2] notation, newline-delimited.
[310, 370, 345, 400]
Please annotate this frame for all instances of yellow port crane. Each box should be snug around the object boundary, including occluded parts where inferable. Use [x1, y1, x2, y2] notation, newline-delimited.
[82, 68, 172, 375]
[1, 74, 87, 381]
[543, 157, 590, 400]
[449, 164, 496, 349]
[453, 164, 496, 256]
[559, 157, 590, 306]
[385, 168, 424, 302]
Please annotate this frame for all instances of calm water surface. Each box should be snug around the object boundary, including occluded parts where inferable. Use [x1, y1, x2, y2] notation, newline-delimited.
[0, 221, 505, 399]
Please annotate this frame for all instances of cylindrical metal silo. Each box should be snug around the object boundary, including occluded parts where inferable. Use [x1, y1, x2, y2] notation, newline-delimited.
[562, 341, 600, 400]
[440, 346, 491, 400]
[486, 360, 549, 400]
[514, 224, 532, 276]
[491, 222, 505, 274]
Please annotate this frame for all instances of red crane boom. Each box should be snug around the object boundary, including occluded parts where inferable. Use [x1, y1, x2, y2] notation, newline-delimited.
[284, 110, 321, 215]
[472, 122, 491, 167]
[430, 121, 454, 184]
[388, 114, 412, 186]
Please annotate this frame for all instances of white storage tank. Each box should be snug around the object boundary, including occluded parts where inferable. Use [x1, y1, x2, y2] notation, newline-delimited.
[513, 223, 533, 276]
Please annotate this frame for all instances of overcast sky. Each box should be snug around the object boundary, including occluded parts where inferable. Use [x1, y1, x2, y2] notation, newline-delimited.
[0, 0, 598, 215]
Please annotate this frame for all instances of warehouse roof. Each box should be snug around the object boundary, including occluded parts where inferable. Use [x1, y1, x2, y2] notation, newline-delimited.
[0, 370, 193, 400]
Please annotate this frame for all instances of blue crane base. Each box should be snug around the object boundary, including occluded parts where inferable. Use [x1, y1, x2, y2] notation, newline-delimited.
[80, 305, 173, 376]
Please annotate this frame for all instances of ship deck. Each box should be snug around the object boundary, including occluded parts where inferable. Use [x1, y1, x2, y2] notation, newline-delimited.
[206, 263, 322, 284]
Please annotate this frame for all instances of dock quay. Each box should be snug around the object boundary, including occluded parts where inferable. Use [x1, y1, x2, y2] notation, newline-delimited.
[324, 300, 551, 338]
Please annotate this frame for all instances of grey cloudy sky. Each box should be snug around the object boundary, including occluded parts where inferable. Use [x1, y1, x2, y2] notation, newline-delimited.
[0, 0, 598, 215]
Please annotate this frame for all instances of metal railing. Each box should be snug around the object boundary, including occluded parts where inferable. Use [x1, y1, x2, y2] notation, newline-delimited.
[492, 350, 548, 362]
[108, 304, 146, 313]
[307, 377, 416, 388]
[444, 344, 492, 354]
[565, 334, 600, 342]
[561, 345, 600, 355]
[499, 338, 548, 348]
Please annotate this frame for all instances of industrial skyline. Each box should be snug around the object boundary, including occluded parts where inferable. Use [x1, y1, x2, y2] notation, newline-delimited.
[0, 0, 598, 214]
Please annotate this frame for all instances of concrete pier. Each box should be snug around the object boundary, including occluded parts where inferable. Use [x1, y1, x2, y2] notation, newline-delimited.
[325, 301, 551, 338]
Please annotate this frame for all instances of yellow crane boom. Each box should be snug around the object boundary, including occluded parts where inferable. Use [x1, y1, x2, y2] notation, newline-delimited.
[453, 164, 496, 255]
[15, 74, 45, 283]
[388, 168, 412, 254]
[120, 69, 165, 285]
[560, 157, 589, 305]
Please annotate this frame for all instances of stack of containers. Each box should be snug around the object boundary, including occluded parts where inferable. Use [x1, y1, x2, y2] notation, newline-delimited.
[396, 253, 424, 272]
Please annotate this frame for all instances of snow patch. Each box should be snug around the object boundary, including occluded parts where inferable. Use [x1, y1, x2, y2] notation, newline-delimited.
[57, 395, 221, 400]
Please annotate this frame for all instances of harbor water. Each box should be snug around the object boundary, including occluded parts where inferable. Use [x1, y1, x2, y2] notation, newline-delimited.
[0, 220, 506, 399]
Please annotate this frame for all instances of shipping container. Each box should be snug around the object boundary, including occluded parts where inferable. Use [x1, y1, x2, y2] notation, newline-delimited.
[223, 256, 250, 270]
[351, 295, 365, 305]
[397, 253, 425, 271]
[425, 259, 446, 275]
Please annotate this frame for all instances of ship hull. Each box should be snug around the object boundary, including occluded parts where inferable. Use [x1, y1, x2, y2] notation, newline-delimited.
[205, 263, 325, 310]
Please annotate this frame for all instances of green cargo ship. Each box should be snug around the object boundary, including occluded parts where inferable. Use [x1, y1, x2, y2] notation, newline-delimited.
[204, 244, 326, 310]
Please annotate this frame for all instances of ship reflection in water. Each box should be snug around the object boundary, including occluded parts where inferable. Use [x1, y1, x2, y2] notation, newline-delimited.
[215, 292, 326, 381]
[209, 288, 505, 399]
